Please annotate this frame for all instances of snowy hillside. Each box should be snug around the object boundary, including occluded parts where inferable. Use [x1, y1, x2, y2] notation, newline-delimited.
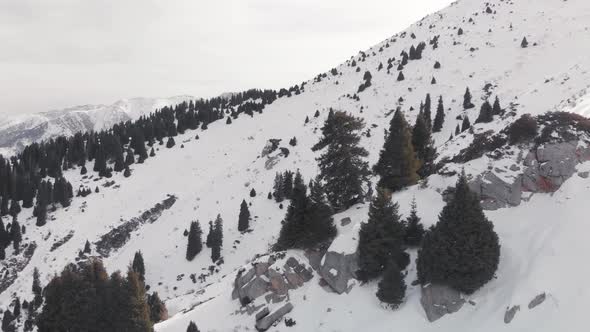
[0, 96, 193, 156]
[2, 0, 590, 331]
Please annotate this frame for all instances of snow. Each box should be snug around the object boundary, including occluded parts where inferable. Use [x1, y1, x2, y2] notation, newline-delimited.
[2, 0, 590, 331]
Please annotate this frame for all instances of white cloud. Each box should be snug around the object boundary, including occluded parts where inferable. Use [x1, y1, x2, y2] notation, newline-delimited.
[0, 0, 452, 115]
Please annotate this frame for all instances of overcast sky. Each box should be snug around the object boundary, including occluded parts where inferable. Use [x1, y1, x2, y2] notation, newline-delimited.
[0, 0, 452, 115]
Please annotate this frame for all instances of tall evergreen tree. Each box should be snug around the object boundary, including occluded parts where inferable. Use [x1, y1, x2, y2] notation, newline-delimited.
[492, 96, 502, 115]
[315, 112, 370, 210]
[186, 221, 203, 261]
[404, 198, 425, 247]
[374, 110, 420, 192]
[147, 292, 167, 323]
[376, 262, 406, 309]
[274, 171, 308, 251]
[357, 188, 406, 281]
[433, 96, 445, 132]
[463, 87, 475, 109]
[475, 100, 494, 123]
[461, 116, 471, 132]
[205, 221, 214, 248]
[238, 200, 250, 232]
[210, 215, 223, 263]
[132, 251, 146, 282]
[412, 112, 436, 176]
[423, 94, 432, 130]
[10, 217, 22, 254]
[124, 269, 153, 332]
[187, 321, 200, 332]
[417, 172, 500, 294]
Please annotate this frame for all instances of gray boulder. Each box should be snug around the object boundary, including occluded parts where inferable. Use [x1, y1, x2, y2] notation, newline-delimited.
[420, 284, 465, 322]
[255, 307, 270, 321]
[469, 171, 522, 210]
[340, 217, 352, 226]
[528, 293, 546, 309]
[504, 305, 520, 324]
[239, 277, 270, 304]
[255, 303, 294, 331]
[319, 251, 358, 294]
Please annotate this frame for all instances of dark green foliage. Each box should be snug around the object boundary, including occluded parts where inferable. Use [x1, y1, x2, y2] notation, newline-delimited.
[150, 148, 156, 157]
[132, 251, 146, 281]
[124, 166, 132, 178]
[461, 116, 471, 132]
[9, 200, 21, 218]
[267, 192, 272, 199]
[13, 298, 21, 317]
[249, 188, 256, 197]
[463, 87, 474, 109]
[412, 112, 436, 176]
[32, 267, 43, 308]
[10, 218, 21, 254]
[305, 116, 309, 124]
[238, 200, 250, 232]
[37, 260, 155, 332]
[314, 110, 320, 118]
[433, 96, 445, 132]
[374, 110, 420, 192]
[289, 137, 297, 146]
[147, 292, 167, 323]
[357, 188, 405, 281]
[187, 321, 200, 332]
[315, 112, 370, 210]
[508, 114, 538, 144]
[475, 100, 494, 123]
[455, 124, 461, 135]
[2, 310, 14, 332]
[404, 198, 425, 247]
[492, 96, 502, 115]
[423, 94, 432, 130]
[397, 71, 405, 81]
[434, 61, 441, 69]
[166, 137, 176, 148]
[210, 215, 223, 263]
[417, 173, 500, 294]
[376, 262, 406, 309]
[226, 116, 232, 124]
[521, 37, 528, 48]
[83, 240, 91, 254]
[186, 221, 203, 261]
[274, 174, 336, 251]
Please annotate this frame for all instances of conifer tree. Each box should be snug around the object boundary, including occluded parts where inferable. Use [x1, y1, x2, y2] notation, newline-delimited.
[461, 116, 471, 132]
[475, 100, 494, 123]
[124, 166, 131, 178]
[315, 112, 370, 210]
[10, 217, 21, 254]
[205, 221, 214, 248]
[124, 269, 153, 331]
[150, 148, 156, 157]
[187, 321, 200, 332]
[397, 71, 405, 81]
[376, 262, 406, 309]
[521, 37, 529, 48]
[32, 267, 42, 308]
[374, 110, 420, 192]
[186, 221, 203, 261]
[210, 215, 223, 263]
[166, 137, 176, 149]
[273, 171, 308, 251]
[357, 188, 405, 281]
[404, 198, 425, 247]
[249, 188, 256, 197]
[9, 199, 21, 217]
[423, 94, 432, 130]
[417, 172, 500, 294]
[13, 298, 21, 317]
[412, 112, 436, 174]
[132, 251, 146, 281]
[238, 200, 250, 232]
[147, 292, 167, 323]
[463, 87, 474, 109]
[226, 116, 232, 124]
[273, 173, 285, 202]
[455, 124, 461, 135]
[492, 96, 502, 115]
[84, 240, 91, 254]
[433, 96, 445, 132]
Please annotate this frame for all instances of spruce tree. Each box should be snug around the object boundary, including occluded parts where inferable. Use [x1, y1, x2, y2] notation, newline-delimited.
[376, 262, 406, 309]
[210, 215, 223, 263]
[302, 179, 337, 248]
[84, 240, 91, 254]
[249, 188, 256, 197]
[404, 198, 425, 247]
[417, 172, 500, 294]
[132, 251, 146, 281]
[475, 100, 494, 123]
[187, 321, 200, 332]
[10, 217, 21, 254]
[461, 116, 471, 132]
[374, 110, 420, 192]
[238, 200, 250, 232]
[13, 298, 21, 317]
[397, 71, 405, 81]
[433, 96, 445, 132]
[166, 137, 175, 149]
[147, 292, 167, 323]
[463, 87, 474, 109]
[492, 96, 502, 115]
[273, 171, 308, 251]
[423, 94, 432, 131]
[125, 269, 153, 331]
[9, 199, 21, 217]
[315, 112, 370, 210]
[186, 221, 203, 261]
[357, 188, 405, 281]
[412, 112, 436, 174]
[205, 221, 214, 248]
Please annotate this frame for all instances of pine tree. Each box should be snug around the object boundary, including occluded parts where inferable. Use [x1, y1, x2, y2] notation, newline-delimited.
[374, 110, 420, 192]
[376, 262, 406, 309]
[238, 200, 250, 232]
[475, 100, 494, 123]
[125, 269, 153, 331]
[433, 96, 445, 132]
[357, 188, 405, 281]
[132, 251, 146, 281]
[249, 188, 256, 197]
[463, 87, 474, 109]
[521, 37, 528, 48]
[147, 292, 167, 323]
[397, 71, 405, 81]
[492, 96, 502, 115]
[302, 179, 337, 248]
[205, 221, 214, 248]
[10, 217, 22, 254]
[417, 172, 500, 294]
[412, 112, 436, 174]
[166, 137, 175, 148]
[84, 240, 91, 254]
[273, 173, 285, 202]
[273, 171, 308, 251]
[187, 321, 200, 332]
[186, 221, 203, 261]
[404, 198, 425, 247]
[315, 112, 370, 210]
[461, 116, 471, 132]
[210, 215, 223, 263]
[423, 94, 432, 131]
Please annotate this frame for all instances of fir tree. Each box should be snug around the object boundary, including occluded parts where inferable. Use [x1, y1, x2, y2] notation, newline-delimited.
[521, 37, 529, 48]
[455, 123, 461, 135]
[226, 116, 232, 124]
[404, 198, 425, 247]
[238, 200, 250, 232]
[132, 251, 146, 281]
[492, 96, 502, 115]
[315, 112, 370, 210]
[357, 188, 405, 281]
[13, 298, 21, 317]
[397, 71, 405, 81]
[186, 221, 203, 261]
[249, 188, 256, 197]
[205, 221, 214, 248]
[475, 100, 494, 123]
[166, 137, 176, 148]
[150, 148, 156, 157]
[461, 116, 471, 132]
[423, 94, 432, 131]
[10, 217, 21, 254]
[376, 262, 406, 309]
[124, 269, 153, 331]
[463, 87, 475, 109]
[273, 171, 308, 251]
[210, 215, 223, 263]
[83, 240, 91, 254]
[433, 96, 445, 132]
[9, 199, 21, 217]
[147, 292, 167, 323]
[374, 110, 420, 192]
[124, 166, 132, 178]
[417, 172, 500, 294]
[412, 112, 436, 175]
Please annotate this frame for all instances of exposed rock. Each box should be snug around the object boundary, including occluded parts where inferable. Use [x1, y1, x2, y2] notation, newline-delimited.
[319, 251, 358, 294]
[0, 243, 37, 295]
[261, 139, 281, 157]
[255, 307, 270, 321]
[504, 305, 520, 324]
[469, 171, 522, 210]
[420, 284, 465, 322]
[255, 303, 294, 331]
[528, 293, 546, 309]
[50, 231, 75, 252]
[304, 249, 323, 271]
[239, 277, 270, 304]
[340, 217, 352, 226]
[268, 270, 288, 296]
[264, 155, 282, 170]
[255, 263, 270, 276]
[578, 171, 589, 178]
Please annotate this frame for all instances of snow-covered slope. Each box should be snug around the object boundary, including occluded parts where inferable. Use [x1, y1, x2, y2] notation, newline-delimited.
[0, 96, 193, 156]
[2, 0, 590, 331]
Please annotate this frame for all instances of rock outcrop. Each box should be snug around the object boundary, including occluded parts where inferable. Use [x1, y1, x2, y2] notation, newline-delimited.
[504, 305, 520, 324]
[528, 292, 546, 309]
[318, 251, 358, 294]
[255, 303, 293, 331]
[420, 284, 465, 322]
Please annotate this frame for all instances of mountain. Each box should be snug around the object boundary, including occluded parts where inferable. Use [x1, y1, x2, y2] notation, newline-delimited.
[1, 0, 590, 331]
[0, 95, 193, 156]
